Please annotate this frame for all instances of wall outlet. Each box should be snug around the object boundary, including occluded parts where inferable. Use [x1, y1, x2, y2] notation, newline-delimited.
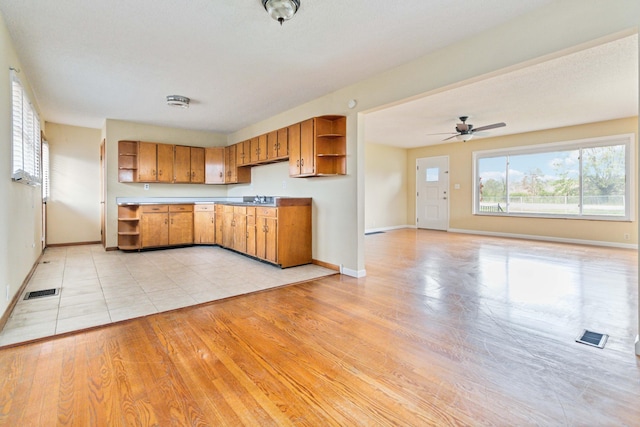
[624, 233, 630, 240]
[282, 180, 287, 189]
[6, 285, 9, 301]
[144, 184, 150, 190]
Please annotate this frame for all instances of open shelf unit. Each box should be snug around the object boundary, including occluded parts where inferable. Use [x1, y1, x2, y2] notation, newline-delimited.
[314, 115, 346, 176]
[117, 205, 140, 250]
[118, 140, 138, 183]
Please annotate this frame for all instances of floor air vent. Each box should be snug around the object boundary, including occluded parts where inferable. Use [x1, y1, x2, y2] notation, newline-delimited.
[24, 288, 59, 300]
[575, 329, 608, 349]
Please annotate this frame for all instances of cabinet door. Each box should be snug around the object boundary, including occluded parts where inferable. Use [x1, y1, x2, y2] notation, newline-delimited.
[205, 147, 225, 184]
[169, 211, 193, 245]
[288, 123, 301, 176]
[267, 131, 278, 160]
[138, 141, 157, 181]
[233, 213, 247, 253]
[300, 118, 315, 175]
[236, 141, 247, 166]
[246, 208, 256, 256]
[141, 213, 169, 247]
[157, 143, 174, 183]
[174, 145, 191, 183]
[215, 205, 225, 245]
[191, 147, 205, 183]
[277, 127, 288, 158]
[194, 210, 215, 244]
[225, 145, 237, 183]
[264, 217, 278, 263]
[222, 208, 234, 247]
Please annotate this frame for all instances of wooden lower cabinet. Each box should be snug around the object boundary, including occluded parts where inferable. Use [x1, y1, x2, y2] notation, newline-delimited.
[245, 207, 256, 257]
[194, 204, 215, 244]
[140, 204, 193, 248]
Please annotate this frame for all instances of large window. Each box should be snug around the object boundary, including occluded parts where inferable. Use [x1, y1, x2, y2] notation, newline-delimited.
[11, 70, 41, 185]
[474, 134, 633, 220]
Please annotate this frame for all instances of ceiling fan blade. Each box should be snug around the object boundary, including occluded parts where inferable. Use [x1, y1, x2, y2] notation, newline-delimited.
[442, 135, 458, 141]
[427, 132, 457, 136]
[472, 122, 506, 132]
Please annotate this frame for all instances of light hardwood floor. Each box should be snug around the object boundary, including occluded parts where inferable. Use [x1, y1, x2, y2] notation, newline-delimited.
[0, 229, 638, 425]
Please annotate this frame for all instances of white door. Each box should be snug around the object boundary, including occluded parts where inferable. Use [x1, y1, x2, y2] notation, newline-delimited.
[416, 156, 449, 230]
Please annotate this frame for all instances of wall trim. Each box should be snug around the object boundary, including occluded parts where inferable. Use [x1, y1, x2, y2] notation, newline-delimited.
[365, 224, 415, 234]
[448, 228, 638, 250]
[312, 259, 340, 271]
[46, 241, 101, 248]
[0, 251, 44, 331]
[341, 266, 366, 278]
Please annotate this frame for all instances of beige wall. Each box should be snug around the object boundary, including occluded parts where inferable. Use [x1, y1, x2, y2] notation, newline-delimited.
[45, 122, 102, 245]
[406, 117, 638, 246]
[365, 143, 408, 231]
[104, 119, 228, 249]
[0, 12, 44, 318]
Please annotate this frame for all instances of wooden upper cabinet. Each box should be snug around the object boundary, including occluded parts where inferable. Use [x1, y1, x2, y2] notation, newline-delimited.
[277, 127, 288, 158]
[175, 146, 204, 183]
[174, 145, 192, 183]
[205, 147, 225, 184]
[266, 131, 278, 160]
[156, 144, 174, 183]
[138, 141, 158, 182]
[251, 135, 268, 163]
[288, 122, 302, 176]
[288, 118, 315, 177]
[289, 116, 346, 177]
[190, 147, 205, 183]
[236, 141, 250, 166]
[224, 145, 237, 183]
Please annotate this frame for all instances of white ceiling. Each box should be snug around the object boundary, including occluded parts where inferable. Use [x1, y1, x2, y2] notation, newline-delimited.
[364, 34, 639, 148]
[0, 0, 559, 134]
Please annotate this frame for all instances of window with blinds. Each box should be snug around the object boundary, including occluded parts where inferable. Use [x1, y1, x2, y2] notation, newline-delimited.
[11, 70, 41, 185]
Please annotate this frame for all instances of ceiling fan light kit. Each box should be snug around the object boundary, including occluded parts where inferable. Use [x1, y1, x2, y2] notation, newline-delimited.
[262, 0, 300, 25]
[429, 116, 506, 142]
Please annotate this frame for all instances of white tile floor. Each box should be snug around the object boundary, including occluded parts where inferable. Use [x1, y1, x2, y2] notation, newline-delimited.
[0, 245, 336, 346]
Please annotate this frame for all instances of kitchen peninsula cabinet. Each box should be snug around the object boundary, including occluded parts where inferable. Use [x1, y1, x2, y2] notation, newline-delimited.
[194, 204, 215, 244]
[216, 199, 311, 268]
[224, 145, 251, 184]
[140, 204, 193, 248]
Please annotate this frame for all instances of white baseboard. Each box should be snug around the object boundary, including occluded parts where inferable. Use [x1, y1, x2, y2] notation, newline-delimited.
[365, 224, 415, 234]
[448, 228, 638, 250]
[341, 266, 366, 278]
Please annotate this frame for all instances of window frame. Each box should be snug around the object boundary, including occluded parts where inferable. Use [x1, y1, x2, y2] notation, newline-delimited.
[11, 70, 41, 186]
[472, 134, 634, 221]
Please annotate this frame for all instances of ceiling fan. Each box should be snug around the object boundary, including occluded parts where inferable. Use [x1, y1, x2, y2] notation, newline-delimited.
[430, 116, 506, 142]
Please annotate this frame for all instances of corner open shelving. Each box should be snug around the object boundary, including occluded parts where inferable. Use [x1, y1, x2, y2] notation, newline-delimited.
[117, 205, 140, 250]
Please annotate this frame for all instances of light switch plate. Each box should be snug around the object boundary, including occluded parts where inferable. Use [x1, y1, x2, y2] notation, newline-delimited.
[454, 183, 460, 189]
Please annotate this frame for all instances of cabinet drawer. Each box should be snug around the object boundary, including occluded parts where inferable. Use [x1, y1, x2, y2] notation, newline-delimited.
[194, 204, 215, 212]
[256, 207, 277, 218]
[141, 205, 169, 213]
[170, 204, 193, 212]
[233, 206, 247, 215]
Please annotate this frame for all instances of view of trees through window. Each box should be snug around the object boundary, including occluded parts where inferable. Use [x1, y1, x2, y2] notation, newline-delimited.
[476, 139, 629, 218]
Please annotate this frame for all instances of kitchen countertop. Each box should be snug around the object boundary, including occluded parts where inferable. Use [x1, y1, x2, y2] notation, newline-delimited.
[116, 196, 311, 207]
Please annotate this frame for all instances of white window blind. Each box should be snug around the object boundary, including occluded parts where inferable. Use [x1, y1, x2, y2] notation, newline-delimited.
[11, 70, 41, 185]
[42, 139, 50, 201]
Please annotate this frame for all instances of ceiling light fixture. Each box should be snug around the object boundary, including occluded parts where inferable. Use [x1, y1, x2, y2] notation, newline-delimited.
[262, 0, 300, 25]
[166, 95, 190, 108]
[455, 133, 473, 142]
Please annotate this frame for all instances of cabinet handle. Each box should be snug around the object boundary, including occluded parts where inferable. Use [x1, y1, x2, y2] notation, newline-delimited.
[164, 218, 168, 224]
[300, 158, 304, 167]
[219, 172, 223, 178]
[296, 160, 300, 167]
[171, 219, 173, 224]
[153, 169, 156, 175]
[159, 170, 162, 176]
